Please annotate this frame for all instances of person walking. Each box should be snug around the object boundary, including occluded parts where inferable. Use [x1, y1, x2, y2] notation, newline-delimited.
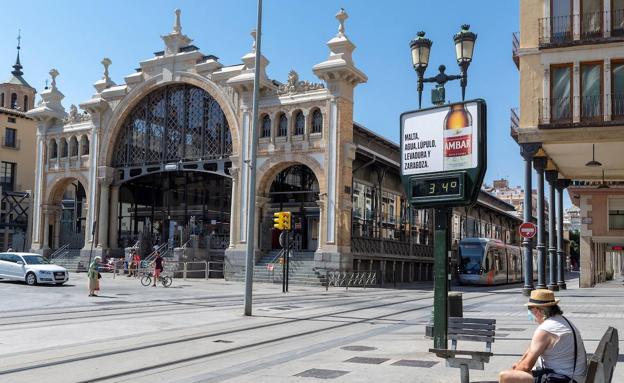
[152, 251, 164, 287]
[88, 256, 102, 297]
[498, 289, 587, 383]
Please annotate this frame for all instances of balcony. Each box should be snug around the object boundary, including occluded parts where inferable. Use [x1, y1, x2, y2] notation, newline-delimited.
[512, 32, 519, 68]
[510, 107, 519, 141]
[538, 9, 624, 48]
[538, 94, 624, 128]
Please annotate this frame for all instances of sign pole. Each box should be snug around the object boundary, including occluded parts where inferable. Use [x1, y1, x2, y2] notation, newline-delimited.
[433, 207, 449, 349]
[243, 0, 263, 316]
[285, 230, 290, 293]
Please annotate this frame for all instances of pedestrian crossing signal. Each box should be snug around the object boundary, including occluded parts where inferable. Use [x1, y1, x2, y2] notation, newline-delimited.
[273, 211, 291, 231]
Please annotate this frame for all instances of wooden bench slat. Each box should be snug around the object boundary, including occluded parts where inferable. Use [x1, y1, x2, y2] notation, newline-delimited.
[449, 317, 496, 325]
[449, 323, 496, 330]
[452, 334, 495, 343]
[429, 348, 493, 358]
[449, 328, 495, 337]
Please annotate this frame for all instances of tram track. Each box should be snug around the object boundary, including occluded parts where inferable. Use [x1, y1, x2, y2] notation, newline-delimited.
[0, 291, 498, 382]
[0, 290, 410, 328]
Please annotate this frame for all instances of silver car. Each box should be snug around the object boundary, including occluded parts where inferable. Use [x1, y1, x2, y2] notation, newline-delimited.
[0, 252, 69, 285]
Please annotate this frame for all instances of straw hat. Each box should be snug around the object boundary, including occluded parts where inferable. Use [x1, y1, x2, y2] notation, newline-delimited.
[526, 289, 560, 307]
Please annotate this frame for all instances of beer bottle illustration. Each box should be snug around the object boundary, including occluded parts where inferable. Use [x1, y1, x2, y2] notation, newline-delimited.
[443, 103, 473, 170]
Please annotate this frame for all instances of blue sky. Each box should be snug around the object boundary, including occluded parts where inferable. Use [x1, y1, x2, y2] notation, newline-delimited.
[1, 0, 527, 191]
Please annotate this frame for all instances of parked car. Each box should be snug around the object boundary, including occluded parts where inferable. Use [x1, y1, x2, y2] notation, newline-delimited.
[0, 252, 69, 286]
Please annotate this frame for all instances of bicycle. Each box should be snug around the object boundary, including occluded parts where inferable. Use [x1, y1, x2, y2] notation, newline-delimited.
[140, 271, 172, 287]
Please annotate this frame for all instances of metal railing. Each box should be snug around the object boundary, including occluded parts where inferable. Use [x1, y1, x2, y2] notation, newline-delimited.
[580, 94, 603, 121]
[325, 271, 378, 291]
[49, 243, 70, 260]
[114, 260, 216, 279]
[142, 243, 168, 266]
[351, 236, 433, 258]
[512, 32, 519, 67]
[612, 93, 624, 118]
[539, 97, 572, 124]
[539, 9, 624, 47]
[613, 8, 624, 36]
[580, 10, 603, 39]
[539, 14, 575, 46]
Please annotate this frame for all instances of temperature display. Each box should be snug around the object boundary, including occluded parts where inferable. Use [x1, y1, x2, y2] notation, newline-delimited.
[412, 176, 463, 198]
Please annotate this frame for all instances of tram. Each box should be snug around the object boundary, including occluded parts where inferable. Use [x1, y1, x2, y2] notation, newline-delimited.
[457, 238, 538, 285]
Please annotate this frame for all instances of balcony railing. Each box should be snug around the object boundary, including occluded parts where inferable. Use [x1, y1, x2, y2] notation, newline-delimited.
[580, 94, 603, 121]
[539, 9, 624, 48]
[510, 107, 519, 141]
[613, 93, 624, 118]
[512, 32, 520, 68]
[538, 94, 624, 127]
[540, 14, 575, 46]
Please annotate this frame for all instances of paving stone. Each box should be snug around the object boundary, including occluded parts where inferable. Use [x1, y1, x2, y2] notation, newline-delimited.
[391, 359, 438, 368]
[294, 368, 349, 379]
[344, 356, 389, 364]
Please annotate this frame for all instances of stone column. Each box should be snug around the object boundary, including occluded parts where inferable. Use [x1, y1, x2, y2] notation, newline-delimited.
[97, 179, 110, 249]
[316, 195, 327, 252]
[108, 185, 120, 249]
[228, 166, 240, 248]
[520, 144, 539, 295]
[42, 209, 51, 250]
[545, 170, 559, 291]
[533, 157, 548, 289]
[53, 210, 61, 249]
[254, 196, 270, 258]
[556, 179, 571, 289]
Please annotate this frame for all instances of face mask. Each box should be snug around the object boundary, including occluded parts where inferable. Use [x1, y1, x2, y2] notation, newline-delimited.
[527, 309, 537, 323]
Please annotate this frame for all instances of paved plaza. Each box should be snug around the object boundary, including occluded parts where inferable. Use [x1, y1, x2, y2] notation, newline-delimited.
[0, 272, 622, 382]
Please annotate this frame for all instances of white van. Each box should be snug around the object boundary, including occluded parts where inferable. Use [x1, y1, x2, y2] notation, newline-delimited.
[0, 252, 69, 285]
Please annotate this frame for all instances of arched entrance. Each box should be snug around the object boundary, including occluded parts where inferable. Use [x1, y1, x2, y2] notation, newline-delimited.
[116, 171, 231, 252]
[263, 165, 320, 252]
[109, 83, 233, 256]
[47, 178, 87, 250]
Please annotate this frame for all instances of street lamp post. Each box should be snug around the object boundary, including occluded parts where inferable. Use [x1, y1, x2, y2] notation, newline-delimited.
[409, 25, 477, 108]
[408, 25, 477, 350]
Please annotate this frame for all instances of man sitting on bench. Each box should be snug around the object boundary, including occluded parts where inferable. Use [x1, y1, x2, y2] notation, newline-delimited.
[499, 289, 587, 383]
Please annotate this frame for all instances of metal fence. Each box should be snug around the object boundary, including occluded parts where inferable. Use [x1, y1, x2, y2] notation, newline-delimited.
[324, 271, 378, 291]
[113, 260, 219, 279]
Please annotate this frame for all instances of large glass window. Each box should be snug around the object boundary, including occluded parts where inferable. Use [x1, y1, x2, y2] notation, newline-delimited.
[551, 0, 573, 42]
[581, 62, 603, 120]
[613, 0, 624, 36]
[581, 0, 603, 37]
[551, 64, 573, 121]
[612, 61, 624, 117]
[4, 128, 16, 148]
[609, 199, 624, 229]
[0, 162, 16, 192]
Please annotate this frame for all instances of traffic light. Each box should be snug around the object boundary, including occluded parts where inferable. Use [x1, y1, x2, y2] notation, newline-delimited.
[273, 211, 292, 231]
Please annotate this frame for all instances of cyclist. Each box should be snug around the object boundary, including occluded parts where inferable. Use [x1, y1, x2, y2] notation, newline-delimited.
[151, 251, 164, 287]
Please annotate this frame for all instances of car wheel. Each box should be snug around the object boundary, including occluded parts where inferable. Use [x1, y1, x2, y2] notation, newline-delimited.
[26, 272, 37, 286]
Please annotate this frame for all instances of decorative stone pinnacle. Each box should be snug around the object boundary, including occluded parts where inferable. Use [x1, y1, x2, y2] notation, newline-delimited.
[12, 29, 23, 76]
[336, 8, 348, 36]
[250, 29, 257, 52]
[173, 9, 182, 34]
[49, 68, 59, 89]
[101, 57, 112, 80]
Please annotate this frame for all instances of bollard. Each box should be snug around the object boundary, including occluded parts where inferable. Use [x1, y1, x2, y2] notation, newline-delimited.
[205, 261, 208, 280]
[183, 262, 187, 280]
[448, 292, 463, 317]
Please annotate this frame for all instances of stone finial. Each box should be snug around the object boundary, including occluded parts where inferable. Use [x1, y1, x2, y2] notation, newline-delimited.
[250, 29, 257, 52]
[101, 57, 112, 80]
[173, 9, 182, 34]
[336, 8, 348, 36]
[49, 68, 59, 89]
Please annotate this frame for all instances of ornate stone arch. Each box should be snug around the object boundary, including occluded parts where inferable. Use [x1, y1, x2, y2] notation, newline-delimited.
[256, 153, 326, 196]
[45, 174, 90, 205]
[103, 71, 241, 167]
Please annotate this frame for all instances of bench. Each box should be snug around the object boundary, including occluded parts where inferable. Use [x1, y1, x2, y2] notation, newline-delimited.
[585, 326, 619, 383]
[429, 317, 496, 383]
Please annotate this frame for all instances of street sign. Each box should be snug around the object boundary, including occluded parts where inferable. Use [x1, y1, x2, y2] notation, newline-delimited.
[400, 100, 487, 208]
[519, 222, 537, 239]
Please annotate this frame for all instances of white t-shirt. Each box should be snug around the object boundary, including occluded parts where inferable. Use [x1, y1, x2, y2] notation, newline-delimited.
[536, 315, 587, 381]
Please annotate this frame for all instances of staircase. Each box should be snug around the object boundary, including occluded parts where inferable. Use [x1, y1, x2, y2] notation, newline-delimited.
[50, 249, 84, 271]
[227, 251, 326, 286]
